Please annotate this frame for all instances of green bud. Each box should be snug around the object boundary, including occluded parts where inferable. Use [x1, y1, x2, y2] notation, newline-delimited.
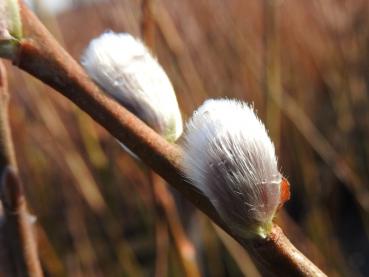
[0, 0, 22, 59]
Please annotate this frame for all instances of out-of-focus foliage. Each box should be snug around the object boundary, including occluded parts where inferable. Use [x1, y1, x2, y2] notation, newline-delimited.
[3, 0, 369, 276]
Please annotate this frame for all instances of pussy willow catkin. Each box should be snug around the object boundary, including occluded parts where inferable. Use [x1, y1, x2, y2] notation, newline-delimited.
[81, 31, 182, 142]
[182, 99, 283, 238]
[0, 0, 22, 59]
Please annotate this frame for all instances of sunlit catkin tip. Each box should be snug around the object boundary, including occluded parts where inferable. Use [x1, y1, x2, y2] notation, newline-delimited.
[182, 99, 285, 239]
[81, 31, 183, 142]
[0, 0, 22, 59]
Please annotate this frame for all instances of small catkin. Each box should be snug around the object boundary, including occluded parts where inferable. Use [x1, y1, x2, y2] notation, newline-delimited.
[81, 31, 182, 142]
[182, 99, 282, 238]
[0, 0, 21, 39]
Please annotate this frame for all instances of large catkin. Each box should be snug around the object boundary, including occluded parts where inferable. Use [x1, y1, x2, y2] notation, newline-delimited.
[182, 99, 282, 238]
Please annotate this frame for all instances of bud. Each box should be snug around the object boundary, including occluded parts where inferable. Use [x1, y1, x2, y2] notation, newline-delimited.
[182, 99, 289, 239]
[0, 0, 22, 59]
[81, 31, 183, 142]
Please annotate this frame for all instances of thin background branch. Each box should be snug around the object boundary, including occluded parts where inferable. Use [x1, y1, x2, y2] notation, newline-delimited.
[0, 60, 43, 277]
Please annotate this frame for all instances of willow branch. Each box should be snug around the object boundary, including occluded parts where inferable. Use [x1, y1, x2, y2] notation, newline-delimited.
[6, 3, 326, 276]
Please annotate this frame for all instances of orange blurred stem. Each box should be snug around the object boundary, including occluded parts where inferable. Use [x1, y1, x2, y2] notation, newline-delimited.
[150, 170, 169, 277]
[6, 3, 326, 276]
[141, 1, 200, 274]
[141, 0, 156, 50]
[150, 171, 201, 277]
[153, 205, 169, 277]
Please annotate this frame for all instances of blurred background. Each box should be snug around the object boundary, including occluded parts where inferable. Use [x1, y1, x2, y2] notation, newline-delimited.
[2, 0, 369, 276]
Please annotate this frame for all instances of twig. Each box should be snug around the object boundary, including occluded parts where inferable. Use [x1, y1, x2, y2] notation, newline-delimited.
[7, 3, 326, 276]
[0, 60, 43, 276]
[1, 168, 43, 277]
[0, 62, 17, 171]
[248, 225, 325, 276]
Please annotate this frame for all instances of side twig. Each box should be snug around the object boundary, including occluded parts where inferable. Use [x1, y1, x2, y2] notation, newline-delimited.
[8, 3, 326, 276]
[1, 168, 43, 277]
[0, 60, 43, 276]
[0, 62, 17, 171]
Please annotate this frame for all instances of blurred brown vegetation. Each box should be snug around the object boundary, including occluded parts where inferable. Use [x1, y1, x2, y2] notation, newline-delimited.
[2, 0, 369, 276]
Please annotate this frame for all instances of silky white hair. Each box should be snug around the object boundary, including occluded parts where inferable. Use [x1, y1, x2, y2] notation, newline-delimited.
[81, 31, 183, 142]
[182, 99, 281, 238]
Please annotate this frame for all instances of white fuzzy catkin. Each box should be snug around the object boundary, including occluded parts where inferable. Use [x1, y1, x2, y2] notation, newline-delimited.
[182, 99, 281, 238]
[81, 31, 183, 142]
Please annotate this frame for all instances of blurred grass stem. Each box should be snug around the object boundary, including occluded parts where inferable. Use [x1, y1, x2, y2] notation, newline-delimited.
[150, 171, 201, 277]
[141, 0, 156, 50]
[141, 2, 200, 275]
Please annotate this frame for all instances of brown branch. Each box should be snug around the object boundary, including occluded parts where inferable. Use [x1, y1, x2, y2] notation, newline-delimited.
[15, 1, 219, 229]
[248, 225, 326, 276]
[0, 60, 42, 275]
[0, 62, 17, 171]
[7, 3, 326, 276]
[1, 168, 43, 277]
[0, 60, 43, 276]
